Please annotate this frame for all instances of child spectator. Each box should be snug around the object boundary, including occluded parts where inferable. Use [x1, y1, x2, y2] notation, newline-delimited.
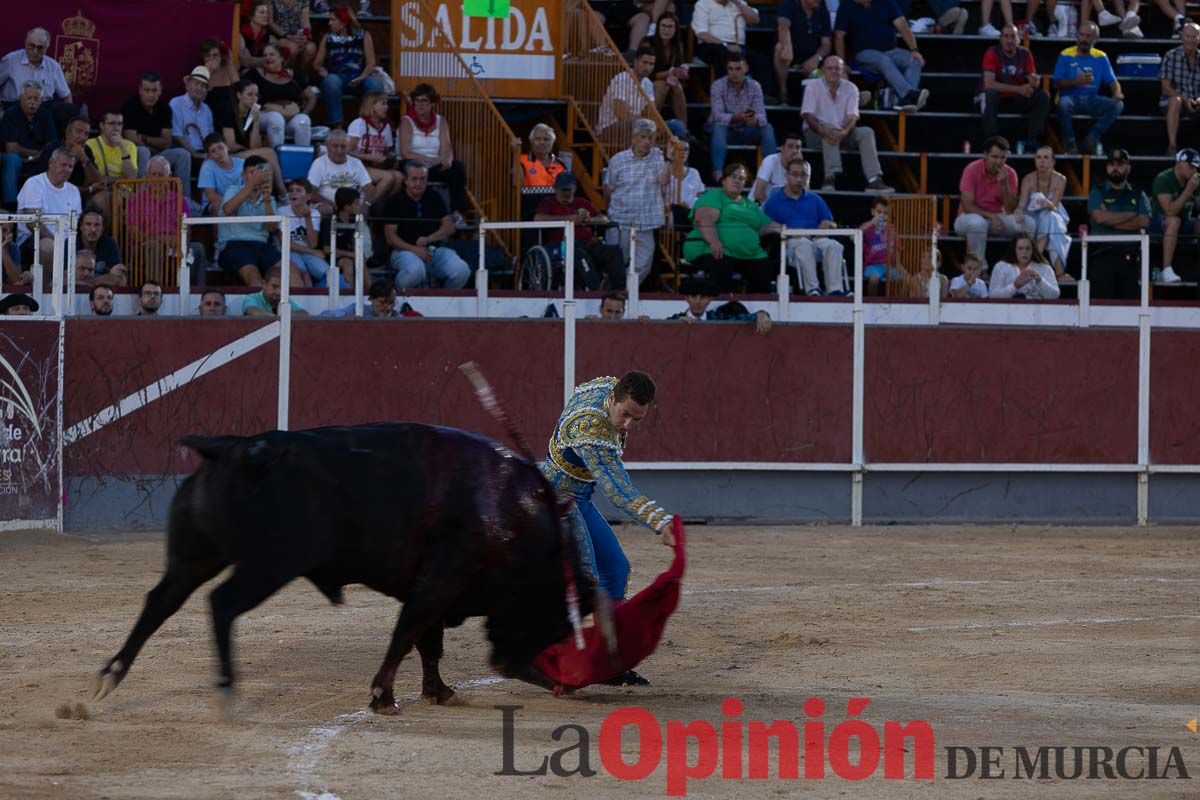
[949, 253, 989, 298]
[858, 195, 897, 296]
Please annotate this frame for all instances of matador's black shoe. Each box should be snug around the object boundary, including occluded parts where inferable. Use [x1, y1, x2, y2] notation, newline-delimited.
[601, 670, 651, 686]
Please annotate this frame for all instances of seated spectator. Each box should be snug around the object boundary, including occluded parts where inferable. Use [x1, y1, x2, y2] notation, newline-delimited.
[927, 0, 969, 34]
[949, 253, 989, 298]
[84, 110, 138, 214]
[534, 172, 626, 290]
[859, 195, 898, 295]
[764, 158, 846, 296]
[683, 163, 782, 292]
[597, 49, 687, 143]
[0, 81, 58, 210]
[905, 247, 949, 298]
[74, 249, 96, 288]
[595, 0, 673, 53]
[1, 234, 25, 285]
[382, 162, 471, 289]
[199, 288, 227, 317]
[77, 208, 127, 287]
[281, 177, 324, 286]
[307, 129, 376, 208]
[1051, 23, 1124, 155]
[648, 14, 689, 126]
[0, 28, 75, 133]
[953, 136, 1032, 270]
[240, 2, 273, 72]
[834, 0, 928, 113]
[752, 132, 804, 203]
[664, 138, 704, 226]
[217, 156, 300, 286]
[16, 148, 81, 266]
[706, 53, 778, 184]
[268, 0, 318, 76]
[1149, 148, 1200, 285]
[599, 291, 627, 319]
[170, 66, 215, 161]
[980, 25, 1050, 153]
[246, 44, 315, 147]
[668, 278, 773, 332]
[603, 118, 672, 285]
[89, 284, 114, 316]
[122, 72, 193, 187]
[313, 5, 383, 127]
[318, 187, 371, 290]
[1016, 146, 1072, 282]
[347, 92, 402, 199]
[323, 277, 407, 317]
[1087, 148, 1148, 299]
[198, 133, 246, 214]
[989, 233, 1061, 299]
[398, 83, 472, 215]
[978, 0, 1015, 36]
[137, 280, 163, 316]
[218, 80, 286, 197]
[692, 0, 761, 78]
[0, 293, 38, 315]
[199, 39, 240, 126]
[243, 265, 308, 316]
[801, 55, 893, 193]
[1161, 23, 1200, 155]
[517, 123, 568, 188]
[1085, 0, 1144, 39]
[774, 0, 833, 107]
[61, 116, 99, 198]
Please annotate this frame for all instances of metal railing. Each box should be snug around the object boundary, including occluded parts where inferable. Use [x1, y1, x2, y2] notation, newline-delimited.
[111, 177, 186, 288]
[0, 213, 73, 317]
[392, 0, 523, 258]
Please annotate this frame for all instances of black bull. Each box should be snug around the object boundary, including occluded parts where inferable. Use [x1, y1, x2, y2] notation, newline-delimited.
[93, 423, 595, 713]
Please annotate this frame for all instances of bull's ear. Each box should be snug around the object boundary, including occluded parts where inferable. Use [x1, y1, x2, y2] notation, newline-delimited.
[180, 435, 243, 460]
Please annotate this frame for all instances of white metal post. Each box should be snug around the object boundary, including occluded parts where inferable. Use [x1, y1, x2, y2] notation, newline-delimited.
[31, 219, 43, 311]
[278, 216, 292, 431]
[354, 213, 365, 317]
[1137, 232, 1151, 525]
[927, 229, 939, 325]
[178, 223, 191, 313]
[64, 213, 77, 316]
[326, 220, 339, 310]
[1079, 228, 1090, 328]
[475, 221, 488, 318]
[777, 235, 790, 321]
[50, 224, 64, 318]
[626, 224, 639, 316]
[851, 229, 865, 527]
[564, 222, 576, 405]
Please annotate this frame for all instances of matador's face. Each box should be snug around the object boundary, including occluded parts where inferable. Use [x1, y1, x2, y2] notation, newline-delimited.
[608, 396, 648, 433]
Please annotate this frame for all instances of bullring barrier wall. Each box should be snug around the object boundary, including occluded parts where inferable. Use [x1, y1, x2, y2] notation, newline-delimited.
[57, 317, 1200, 530]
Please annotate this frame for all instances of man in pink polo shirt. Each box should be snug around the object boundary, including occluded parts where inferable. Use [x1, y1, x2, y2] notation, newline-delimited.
[952, 135, 1033, 270]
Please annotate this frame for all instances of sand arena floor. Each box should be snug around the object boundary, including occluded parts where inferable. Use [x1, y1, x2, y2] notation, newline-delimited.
[0, 523, 1197, 799]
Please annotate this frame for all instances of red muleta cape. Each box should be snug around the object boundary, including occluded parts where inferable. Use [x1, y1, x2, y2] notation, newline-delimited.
[533, 516, 686, 694]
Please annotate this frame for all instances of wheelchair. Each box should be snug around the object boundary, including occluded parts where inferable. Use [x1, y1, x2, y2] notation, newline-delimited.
[516, 227, 616, 291]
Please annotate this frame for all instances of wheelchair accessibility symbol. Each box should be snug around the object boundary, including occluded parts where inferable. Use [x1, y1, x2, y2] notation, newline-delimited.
[469, 56, 485, 76]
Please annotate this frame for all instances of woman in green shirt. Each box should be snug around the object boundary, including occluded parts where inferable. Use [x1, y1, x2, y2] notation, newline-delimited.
[684, 163, 782, 292]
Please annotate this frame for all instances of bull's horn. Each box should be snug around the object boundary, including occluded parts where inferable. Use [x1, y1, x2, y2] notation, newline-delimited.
[592, 588, 619, 664]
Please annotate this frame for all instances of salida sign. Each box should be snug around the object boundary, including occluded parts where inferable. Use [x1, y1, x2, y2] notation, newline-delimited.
[392, 0, 561, 97]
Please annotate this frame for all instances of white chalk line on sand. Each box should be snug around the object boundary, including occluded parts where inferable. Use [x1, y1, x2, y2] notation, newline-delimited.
[684, 576, 1200, 595]
[908, 613, 1200, 633]
[288, 676, 505, 800]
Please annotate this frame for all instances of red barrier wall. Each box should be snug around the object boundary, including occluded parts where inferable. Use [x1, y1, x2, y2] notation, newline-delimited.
[63, 319, 1158, 476]
[1150, 330, 1200, 465]
[864, 328, 1139, 464]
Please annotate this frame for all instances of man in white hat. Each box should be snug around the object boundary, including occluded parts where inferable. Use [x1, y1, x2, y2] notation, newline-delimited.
[169, 66, 214, 159]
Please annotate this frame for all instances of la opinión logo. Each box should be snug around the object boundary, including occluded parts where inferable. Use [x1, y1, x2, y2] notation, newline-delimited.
[496, 697, 936, 796]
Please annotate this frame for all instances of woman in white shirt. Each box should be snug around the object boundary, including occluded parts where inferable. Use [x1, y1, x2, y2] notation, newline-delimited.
[397, 83, 467, 214]
[347, 93, 403, 200]
[989, 233, 1061, 300]
[1015, 146, 1071, 283]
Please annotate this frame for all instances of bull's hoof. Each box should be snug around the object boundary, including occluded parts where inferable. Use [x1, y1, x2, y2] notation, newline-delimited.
[369, 696, 401, 715]
[422, 685, 457, 706]
[91, 660, 125, 701]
